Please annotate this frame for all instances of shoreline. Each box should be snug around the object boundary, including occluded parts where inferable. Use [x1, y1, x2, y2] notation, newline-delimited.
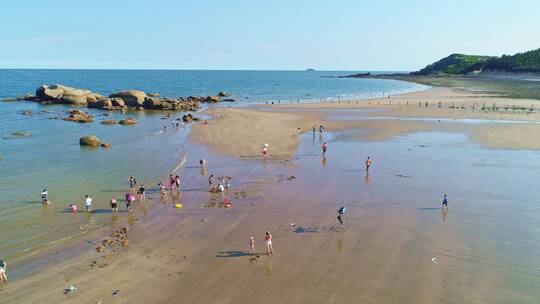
[2, 84, 539, 303]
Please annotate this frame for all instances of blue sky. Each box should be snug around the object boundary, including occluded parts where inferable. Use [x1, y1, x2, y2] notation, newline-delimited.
[1, 0, 539, 70]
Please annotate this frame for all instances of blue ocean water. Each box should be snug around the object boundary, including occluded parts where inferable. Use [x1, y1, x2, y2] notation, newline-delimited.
[0, 69, 427, 260]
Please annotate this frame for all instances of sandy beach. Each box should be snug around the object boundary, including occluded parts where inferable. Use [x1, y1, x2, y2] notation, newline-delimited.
[2, 86, 539, 303]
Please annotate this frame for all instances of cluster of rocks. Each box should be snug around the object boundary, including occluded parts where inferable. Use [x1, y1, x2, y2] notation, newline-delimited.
[63, 109, 94, 123]
[95, 226, 129, 254]
[10, 84, 234, 112]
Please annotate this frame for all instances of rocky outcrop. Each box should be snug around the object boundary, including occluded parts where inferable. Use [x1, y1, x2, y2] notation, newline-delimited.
[204, 95, 220, 103]
[36, 85, 103, 106]
[13, 85, 231, 113]
[119, 118, 138, 125]
[222, 98, 235, 102]
[100, 143, 112, 148]
[79, 135, 101, 147]
[109, 90, 147, 107]
[63, 112, 94, 123]
[100, 119, 118, 125]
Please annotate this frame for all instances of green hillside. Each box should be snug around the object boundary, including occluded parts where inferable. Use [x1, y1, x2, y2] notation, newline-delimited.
[411, 48, 540, 75]
[411, 54, 491, 75]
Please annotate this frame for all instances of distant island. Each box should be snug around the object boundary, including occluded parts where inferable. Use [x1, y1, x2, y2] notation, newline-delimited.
[306, 68, 315, 71]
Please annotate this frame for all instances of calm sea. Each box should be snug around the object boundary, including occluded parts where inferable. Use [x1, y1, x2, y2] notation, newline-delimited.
[0, 69, 428, 260]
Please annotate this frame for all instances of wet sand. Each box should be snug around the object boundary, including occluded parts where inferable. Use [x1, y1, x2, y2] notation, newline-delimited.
[2, 87, 539, 303]
[192, 87, 540, 159]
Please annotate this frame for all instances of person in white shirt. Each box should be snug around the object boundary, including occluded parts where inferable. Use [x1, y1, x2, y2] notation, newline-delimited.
[85, 195, 93, 212]
[41, 189, 48, 204]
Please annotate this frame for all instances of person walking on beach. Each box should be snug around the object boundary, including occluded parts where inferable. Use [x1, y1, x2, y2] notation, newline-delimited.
[337, 206, 346, 225]
[248, 236, 255, 255]
[365, 156, 372, 174]
[322, 142, 328, 155]
[138, 184, 146, 201]
[110, 198, 118, 214]
[442, 194, 448, 208]
[265, 231, 273, 256]
[312, 125, 317, 134]
[41, 189, 49, 205]
[199, 159, 207, 167]
[0, 259, 7, 282]
[85, 195, 93, 213]
[319, 125, 325, 133]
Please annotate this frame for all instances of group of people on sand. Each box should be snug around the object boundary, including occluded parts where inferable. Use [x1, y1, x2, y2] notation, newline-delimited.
[248, 232, 274, 256]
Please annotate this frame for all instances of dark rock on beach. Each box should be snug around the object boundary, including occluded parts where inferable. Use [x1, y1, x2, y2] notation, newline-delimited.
[100, 119, 118, 125]
[100, 143, 112, 148]
[79, 135, 101, 147]
[218, 91, 232, 97]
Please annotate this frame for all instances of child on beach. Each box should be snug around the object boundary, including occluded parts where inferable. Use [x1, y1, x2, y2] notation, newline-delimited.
[138, 184, 146, 201]
[0, 259, 7, 282]
[442, 194, 448, 208]
[265, 232, 273, 256]
[69, 204, 78, 213]
[40, 189, 48, 205]
[84, 195, 93, 213]
[199, 159, 207, 167]
[365, 156, 372, 173]
[110, 198, 118, 214]
[159, 182, 167, 200]
[322, 142, 328, 154]
[125, 193, 134, 212]
[249, 236, 255, 255]
[129, 176, 134, 191]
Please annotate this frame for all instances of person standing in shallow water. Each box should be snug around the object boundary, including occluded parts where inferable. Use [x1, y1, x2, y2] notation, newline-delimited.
[365, 156, 372, 174]
[265, 231, 273, 256]
[84, 195, 93, 213]
[322, 142, 328, 155]
[442, 194, 448, 208]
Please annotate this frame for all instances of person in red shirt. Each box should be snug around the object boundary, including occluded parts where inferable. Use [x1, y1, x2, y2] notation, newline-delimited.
[322, 142, 328, 154]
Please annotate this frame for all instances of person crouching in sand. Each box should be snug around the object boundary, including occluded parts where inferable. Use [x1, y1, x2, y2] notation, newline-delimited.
[265, 231, 273, 256]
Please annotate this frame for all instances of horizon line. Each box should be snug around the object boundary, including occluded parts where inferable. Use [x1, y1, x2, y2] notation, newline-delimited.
[0, 67, 412, 73]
